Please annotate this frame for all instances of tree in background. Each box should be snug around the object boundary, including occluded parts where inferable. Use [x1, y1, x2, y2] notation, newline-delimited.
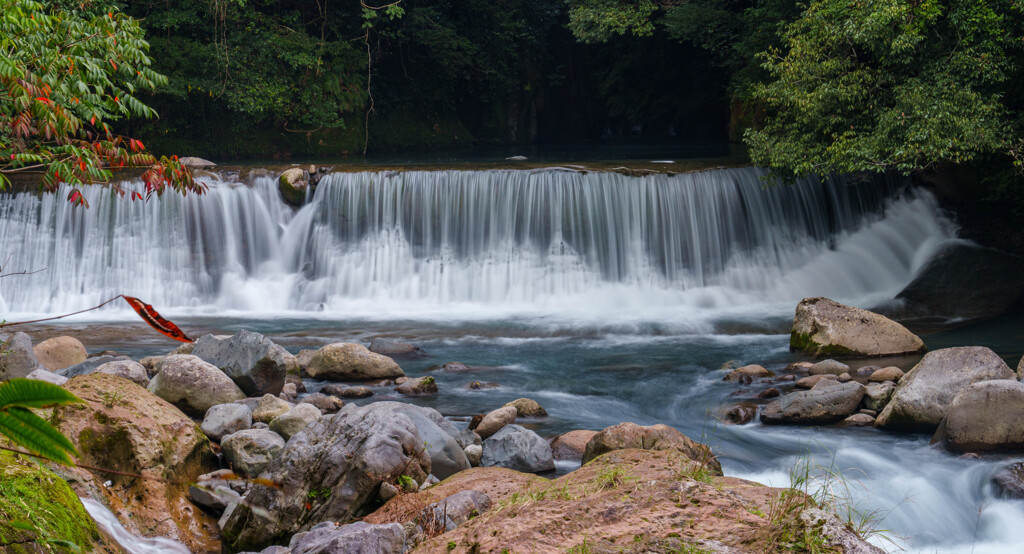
[745, 0, 1024, 180]
[0, 0, 201, 205]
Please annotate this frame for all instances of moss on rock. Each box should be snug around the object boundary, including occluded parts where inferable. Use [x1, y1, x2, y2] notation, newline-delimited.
[0, 450, 102, 553]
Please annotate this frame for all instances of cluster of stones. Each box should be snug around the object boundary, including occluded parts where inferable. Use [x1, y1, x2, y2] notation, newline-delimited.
[719, 297, 1024, 494]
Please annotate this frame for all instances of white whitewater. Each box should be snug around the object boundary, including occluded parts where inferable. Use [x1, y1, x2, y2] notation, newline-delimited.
[0, 167, 956, 321]
[80, 498, 191, 553]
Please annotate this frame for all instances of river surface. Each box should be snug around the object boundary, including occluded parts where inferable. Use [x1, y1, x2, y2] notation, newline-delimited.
[3, 165, 1023, 552]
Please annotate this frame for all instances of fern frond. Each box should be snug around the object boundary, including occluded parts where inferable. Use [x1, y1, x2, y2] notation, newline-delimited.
[0, 406, 78, 464]
[0, 378, 83, 409]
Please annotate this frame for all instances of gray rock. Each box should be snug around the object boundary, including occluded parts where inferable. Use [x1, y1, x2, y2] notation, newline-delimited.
[798, 508, 885, 554]
[289, 522, 406, 554]
[56, 354, 131, 379]
[220, 403, 430, 551]
[418, 490, 491, 532]
[464, 444, 482, 466]
[371, 402, 470, 479]
[279, 382, 298, 402]
[253, 394, 294, 423]
[147, 354, 247, 416]
[256, 547, 290, 554]
[191, 330, 294, 396]
[221, 429, 286, 477]
[760, 382, 865, 425]
[896, 242, 1024, 321]
[395, 376, 437, 396]
[202, 403, 253, 442]
[299, 393, 345, 414]
[95, 359, 149, 386]
[863, 382, 895, 412]
[25, 368, 68, 386]
[419, 474, 440, 491]
[992, 463, 1024, 499]
[808, 359, 850, 376]
[295, 349, 317, 371]
[795, 374, 838, 389]
[270, 403, 323, 440]
[934, 380, 1024, 452]
[378, 481, 399, 502]
[480, 424, 555, 473]
[321, 384, 374, 399]
[838, 414, 875, 427]
[368, 337, 427, 359]
[876, 347, 1014, 432]
[475, 406, 517, 439]
[503, 398, 547, 418]
[189, 484, 241, 513]
[791, 297, 925, 357]
[306, 343, 404, 381]
[811, 379, 844, 390]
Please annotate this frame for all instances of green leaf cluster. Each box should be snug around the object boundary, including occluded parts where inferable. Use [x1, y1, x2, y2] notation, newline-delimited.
[0, 378, 83, 465]
[745, 0, 1024, 179]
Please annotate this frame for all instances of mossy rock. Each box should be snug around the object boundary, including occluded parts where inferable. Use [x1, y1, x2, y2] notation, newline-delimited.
[0, 450, 103, 553]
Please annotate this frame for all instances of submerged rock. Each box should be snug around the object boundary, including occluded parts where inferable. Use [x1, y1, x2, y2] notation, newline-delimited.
[760, 382, 865, 425]
[191, 330, 294, 396]
[934, 380, 1024, 452]
[368, 337, 427, 359]
[718, 403, 757, 425]
[306, 342, 404, 381]
[503, 397, 548, 417]
[790, 297, 925, 357]
[220, 402, 431, 551]
[992, 463, 1024, 499]
[896, 242, 1024, 320]
[395, 375, 437, 396]
[724, 364, 773, 383]
[875, 347, 1014, 432]
[32, 335, 87, 371]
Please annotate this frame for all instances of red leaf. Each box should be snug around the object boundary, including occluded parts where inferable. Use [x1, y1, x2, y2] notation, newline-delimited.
[121, 296, 193, 343]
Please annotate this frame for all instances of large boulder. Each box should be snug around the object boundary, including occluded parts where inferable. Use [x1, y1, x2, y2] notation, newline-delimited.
[875, 347, 1014, 432]
[373, 402, 470, 480]
[933, 380, 1024, 452]
[480, 424, 555, 473]
[32, 335, 87, 371]
[221, 429, 286, 476]
[760, 382, 865, 425]
[581, 422, 720, 474]
[368, 337, 427, 359]
[220, 402, 431, 551]
[790, 297, 925, 357]
[306, 343, 404, 381]
[50, 373, 220, 552]
[289, 521, 406, 554]
[148, 354, 246, 416]
[0, 332, 40, 380]
[201, 403, 253, 442]
[410, 448, 881, 554]
[190, 330, 294, 396]
[896, 242, 1024, 320]
[57, 354, 132, 379]
[95, 359, 149, 387]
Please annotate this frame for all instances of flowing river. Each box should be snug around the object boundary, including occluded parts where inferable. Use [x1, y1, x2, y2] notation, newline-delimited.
[2, 166, 1021, 552]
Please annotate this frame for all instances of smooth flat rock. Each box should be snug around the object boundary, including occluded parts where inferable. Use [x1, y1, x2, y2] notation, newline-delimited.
[791, 297, 925, 357]
[760, 382, 865, 425]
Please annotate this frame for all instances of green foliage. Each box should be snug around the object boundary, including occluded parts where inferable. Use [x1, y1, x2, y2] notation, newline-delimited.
[745, 0, 1024, 180]
[0, 378, 83, 465]
[567, 0, 658, 44]
[0, 0, 201, 202]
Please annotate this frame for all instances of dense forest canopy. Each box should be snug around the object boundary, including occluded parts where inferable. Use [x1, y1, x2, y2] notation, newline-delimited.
[2, 0, 1023, 198]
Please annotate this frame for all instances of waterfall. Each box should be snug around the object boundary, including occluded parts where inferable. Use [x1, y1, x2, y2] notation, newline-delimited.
[0, 167, 957, 321]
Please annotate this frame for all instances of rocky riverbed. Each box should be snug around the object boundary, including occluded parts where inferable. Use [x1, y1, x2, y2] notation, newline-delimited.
[2, 296, 1024, 553]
